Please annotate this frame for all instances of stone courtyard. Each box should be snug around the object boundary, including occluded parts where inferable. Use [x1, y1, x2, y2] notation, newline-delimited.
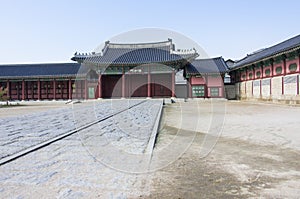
[0, 99, 299, 198]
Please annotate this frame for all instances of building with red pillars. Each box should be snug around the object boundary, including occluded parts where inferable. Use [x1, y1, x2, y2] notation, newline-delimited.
[0, 39, 231, 100]
[71, 39, 198, 99]
[229, 34, 300, 103]
[184, 57, 228, 98]
[0, 63, 87, 101]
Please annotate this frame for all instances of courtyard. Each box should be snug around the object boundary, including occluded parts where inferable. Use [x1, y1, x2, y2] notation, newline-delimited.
[0, 99, 299, 198]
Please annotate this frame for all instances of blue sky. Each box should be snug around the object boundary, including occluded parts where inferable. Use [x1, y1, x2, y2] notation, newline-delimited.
[1, 0, 300, 64]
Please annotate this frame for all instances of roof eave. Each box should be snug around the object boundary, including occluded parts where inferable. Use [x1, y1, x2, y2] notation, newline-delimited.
[231, 45, 300, 71]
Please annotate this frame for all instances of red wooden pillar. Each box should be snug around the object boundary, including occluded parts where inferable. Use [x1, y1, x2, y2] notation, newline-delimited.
[171, 70, 175, 97]
[282, 76, 284, 95]
[283, 58, 287, 76]
[85, 79, 88, 99]
[61, 81, 64, 99]
[98, 74, 102, 98]
[22, 79, 25, 100]
[75, 81, 78, 99]
[68, 79, 72, 100]
[298, 55, 300, 95]
[270, 62, 273, 96]
[260, 79, 262, 97]
[297, 75, 299, 95]
[147, 66, 151, 98]
[188, 78, 192, 98]
[270, 62, 274, 77]
[6, 80, 10, 100]
[122, 67, 125, 98]
[37, 79, 41, 100]
[205, 74, 208, 98]
[53, 79, 56, 100]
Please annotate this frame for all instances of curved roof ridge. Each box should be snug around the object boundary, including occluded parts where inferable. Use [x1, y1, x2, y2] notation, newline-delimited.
[193, 56, 223, 61]
[106, 39, 172, 49]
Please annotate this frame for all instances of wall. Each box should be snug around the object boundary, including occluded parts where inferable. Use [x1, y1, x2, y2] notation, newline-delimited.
[233, 56, 300, 104]
[235, 73, 300, 104]
[189, 75, 224, 98]
[224, 84, 236, 99]
[175, 84, 187, 98]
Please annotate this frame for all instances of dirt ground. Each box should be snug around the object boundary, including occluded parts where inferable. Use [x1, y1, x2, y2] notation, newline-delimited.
[148, 100, 300, 198]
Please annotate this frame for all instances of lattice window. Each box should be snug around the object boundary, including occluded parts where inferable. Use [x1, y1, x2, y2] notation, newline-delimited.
[289, 63, 297, 72]
[210, 87, 219, 97]
[275, 67, 282, 75]
[249, 73, 253, 79]
[192, 86, 205, 97]
[242, 74, 246, 80]
[265, 69, 271, 76]
[256, 71, 261, 78]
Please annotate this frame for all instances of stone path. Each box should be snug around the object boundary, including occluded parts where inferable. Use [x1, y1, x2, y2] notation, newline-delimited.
[0, 99, 162, 198]
[0, 99, 144, 160]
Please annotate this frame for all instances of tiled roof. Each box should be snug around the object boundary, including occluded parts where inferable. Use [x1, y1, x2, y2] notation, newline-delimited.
[71, 40, 198, 65]
[0, 63, 88, 79]
[185, 57, 229, 75]
[232, 34, 300, 69]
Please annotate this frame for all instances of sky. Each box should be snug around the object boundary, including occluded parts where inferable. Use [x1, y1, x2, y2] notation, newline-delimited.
[0, 0, 300, 64]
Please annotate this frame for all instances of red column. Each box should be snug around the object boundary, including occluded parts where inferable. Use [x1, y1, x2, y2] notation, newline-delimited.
[37, 79, 41, 100]
[122, 67, 125, 98]
[6, 80, 10, 100]
[68, 79, 72, 100]
[171, 70, 175, 97]
[53, 79, 56, 100]
[61, 82, 64, 99]
[298, 56, 300, 95]
[297, 75, 299, 95]
[85, 79, 88, 99]
[260, 79, 262, 97]
[147, 66, 151, 98]
[205, 75, 208, 98]
[188, 78, 192, 98]
[270, 62, 274, 77]
[75, 81, 78, 99]
[283, 58, 286, 76]
[282, 76, 284, 95]
[22, 79, 25, 100]
[98, 74, 102, 98]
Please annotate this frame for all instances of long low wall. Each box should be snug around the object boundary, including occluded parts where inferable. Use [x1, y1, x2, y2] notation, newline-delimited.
[235, 74, 300, 104]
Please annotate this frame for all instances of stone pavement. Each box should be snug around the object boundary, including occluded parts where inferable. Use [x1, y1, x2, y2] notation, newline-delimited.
[0, 99, 162, 198]
[0, 99, 144, 159]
